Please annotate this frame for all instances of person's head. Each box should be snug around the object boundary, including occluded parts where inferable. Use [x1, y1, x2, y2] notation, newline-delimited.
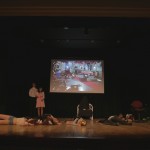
[118, 113, 124, 119]
[46, 114, 61, 125]
[32, 83, 36, 87]
[38, 87, 43, 92]
[126, 114, 134, 120]
[77, 118, 87, 126]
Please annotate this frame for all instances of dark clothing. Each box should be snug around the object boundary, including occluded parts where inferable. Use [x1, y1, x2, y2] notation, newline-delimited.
[79, 96, 89, 109]
[78, 108, 93, 119]
[78, 96, 93, 119]
[99, 115, 132, 126]
[29, 97, 36, 117]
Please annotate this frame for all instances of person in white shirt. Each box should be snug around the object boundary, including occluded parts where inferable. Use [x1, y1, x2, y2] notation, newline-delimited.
[29, 83, 38, 117]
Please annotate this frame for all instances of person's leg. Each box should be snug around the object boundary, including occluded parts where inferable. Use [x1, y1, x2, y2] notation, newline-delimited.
[118, 119, 132, 125]
[0, 114, 15, 125]
[66, 120, 74, 125]
[107, 116, 119, 126]
[29, 97, 36, 117]
[37, 108, 40, 117]
[48, 114, 60, 125]
[33, 97, 36, 117]
[29, 97, 32, 116]
[41, 107, 43, 117]
[0, 120, 10, 125]
[0, 114, 13, 120]
[73, 117, 80, 123]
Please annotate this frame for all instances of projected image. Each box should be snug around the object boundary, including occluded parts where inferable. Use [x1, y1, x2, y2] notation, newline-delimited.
[50, 60, 104, 93]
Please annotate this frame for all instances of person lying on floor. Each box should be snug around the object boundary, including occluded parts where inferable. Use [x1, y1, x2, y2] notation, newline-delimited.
[0, 114, 61, 125]
[0, 114, 34, 125]
[38, 114, 61, 125]
[66, 117, 87, 126]
[97, 113, 132, 126]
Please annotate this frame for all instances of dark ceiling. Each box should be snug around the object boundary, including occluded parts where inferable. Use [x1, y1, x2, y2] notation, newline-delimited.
[1, 17, 150, 51]
[0, 0, 150, 17]
[0, 1, 150, 59]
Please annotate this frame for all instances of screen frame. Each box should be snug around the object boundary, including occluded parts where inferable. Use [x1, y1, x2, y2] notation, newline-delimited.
[50, 59, 104, 94]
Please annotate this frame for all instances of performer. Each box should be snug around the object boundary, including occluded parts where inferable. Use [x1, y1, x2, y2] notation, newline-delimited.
[0, 114, 33, 125]
[29, 83, 38, 117]
[66, 117, 87, 126]
[0, 114, 61, 125]
[98, 113, 132, 126]
[36, 87, 45, 118]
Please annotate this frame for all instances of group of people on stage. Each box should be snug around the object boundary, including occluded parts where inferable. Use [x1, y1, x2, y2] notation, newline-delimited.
[0, 82, 88, 126]
[0, 113, 61, 126]
[0, 82, 86, 126]
[0, 113, 133, 126]
[0, 82, 135, 126]
[97, 113, 134, 126]
[29, 82, 45, 118]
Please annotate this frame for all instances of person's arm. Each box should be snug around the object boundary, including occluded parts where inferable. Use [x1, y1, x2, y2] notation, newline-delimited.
[50, 115, 61, 125]
[66, 118, 86, 126]
[42, 92, 45, 99]
[29, 88, 32, 97]
[66, 120, 80, 126]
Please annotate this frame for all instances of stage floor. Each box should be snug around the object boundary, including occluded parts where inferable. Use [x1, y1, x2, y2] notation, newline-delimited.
[0, 119, 150, 150]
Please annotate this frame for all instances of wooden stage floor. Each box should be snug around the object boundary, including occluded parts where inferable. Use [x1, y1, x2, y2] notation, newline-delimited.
[0, 119, 150, 150]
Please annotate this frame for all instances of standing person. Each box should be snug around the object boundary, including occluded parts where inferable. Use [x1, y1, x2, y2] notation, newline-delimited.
[36, 87, 45, 118]
[29, 83, 38, 117]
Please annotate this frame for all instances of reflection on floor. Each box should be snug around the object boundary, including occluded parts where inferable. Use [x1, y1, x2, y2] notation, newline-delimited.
[0, 119, 150, 150]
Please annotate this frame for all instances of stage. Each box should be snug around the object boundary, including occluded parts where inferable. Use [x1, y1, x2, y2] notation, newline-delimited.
[0, 119, 150, 150]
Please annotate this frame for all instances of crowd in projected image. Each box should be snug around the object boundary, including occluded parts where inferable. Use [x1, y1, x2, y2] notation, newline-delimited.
[50, 59, 104, 93]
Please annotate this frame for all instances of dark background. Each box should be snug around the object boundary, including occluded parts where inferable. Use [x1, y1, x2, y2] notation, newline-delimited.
[0, 16, 150, 118]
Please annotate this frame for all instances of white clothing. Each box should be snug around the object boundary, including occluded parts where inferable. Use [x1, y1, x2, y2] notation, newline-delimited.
[29, 87, 38, 97]
[108, 115, 115, 121]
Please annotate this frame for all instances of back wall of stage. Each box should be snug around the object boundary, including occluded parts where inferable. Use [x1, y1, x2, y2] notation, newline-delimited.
[0, 17, 150, 118]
